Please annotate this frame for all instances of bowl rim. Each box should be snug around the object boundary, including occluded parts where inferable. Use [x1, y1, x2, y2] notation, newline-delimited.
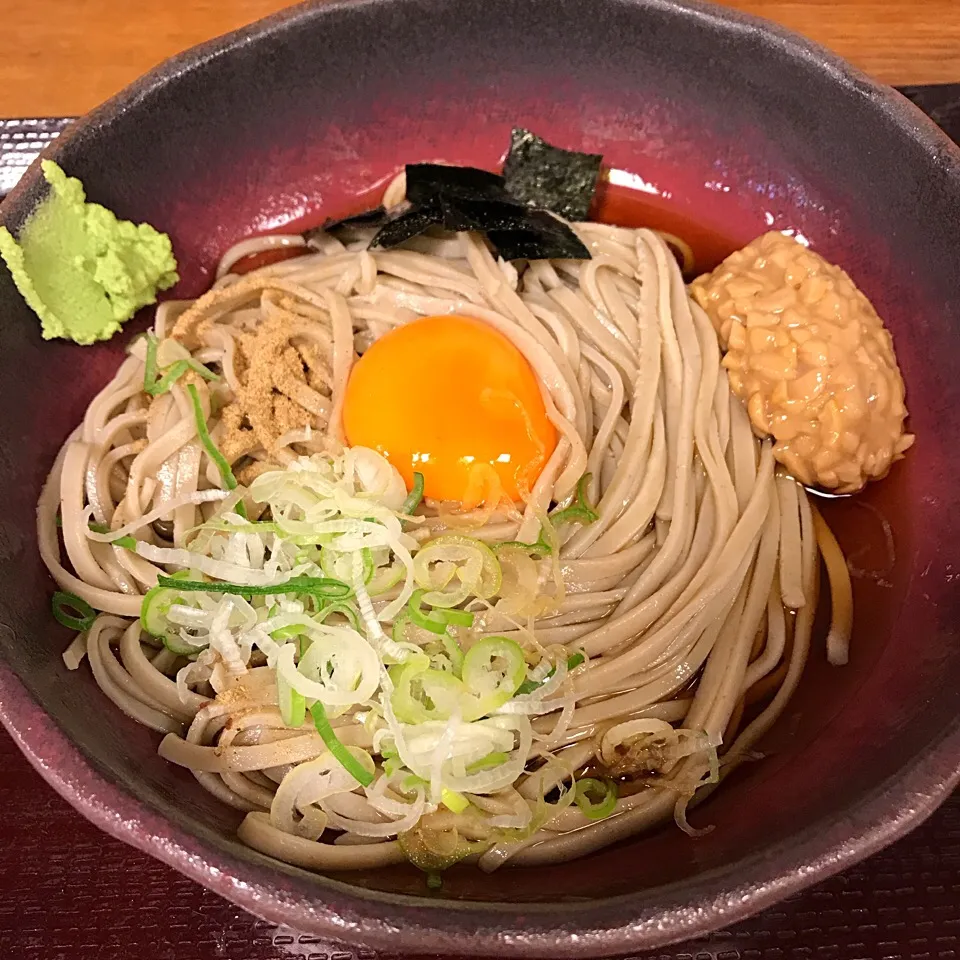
[1, 0, 959, 955]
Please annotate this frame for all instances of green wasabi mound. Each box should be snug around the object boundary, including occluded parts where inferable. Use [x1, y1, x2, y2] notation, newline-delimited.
[0, 160, 178, 344]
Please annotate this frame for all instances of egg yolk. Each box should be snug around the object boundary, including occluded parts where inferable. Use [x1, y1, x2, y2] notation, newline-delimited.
[342, 315, 558, 504]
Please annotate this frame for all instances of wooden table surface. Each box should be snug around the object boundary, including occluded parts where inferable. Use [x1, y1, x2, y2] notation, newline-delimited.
[0, 0, 958, 118]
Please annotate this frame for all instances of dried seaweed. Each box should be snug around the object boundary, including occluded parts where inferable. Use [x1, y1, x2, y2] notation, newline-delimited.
[502, 128, 602, 221]
[312, 129, 604, 261]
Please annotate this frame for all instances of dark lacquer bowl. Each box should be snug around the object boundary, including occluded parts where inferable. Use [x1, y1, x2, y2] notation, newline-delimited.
[1, 0, 959, 955]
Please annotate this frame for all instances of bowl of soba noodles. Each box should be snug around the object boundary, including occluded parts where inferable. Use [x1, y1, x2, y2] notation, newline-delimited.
[1, 0, 958, 954]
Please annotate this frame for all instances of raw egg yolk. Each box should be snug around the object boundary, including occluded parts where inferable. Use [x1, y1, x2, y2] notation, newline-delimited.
[342, 315, 557, 504]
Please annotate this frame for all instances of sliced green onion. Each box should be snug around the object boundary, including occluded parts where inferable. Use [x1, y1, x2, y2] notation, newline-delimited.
[407, 588, 462, 636]
[383, 755, 404, 779]
[392, 611, 415, 645]
[162, 633, 206, 656]
[401, 472, 425, 516]
[278, 670, 306, 727]
[270, 623, 309, 641]
[146, 358, 220, 397]
[460, 636, 526, 720]
[550, 473, 599, 526]
[55, 510, 63, 529]
[494, 526, 552, 558]
[574, 777, 618, 820]
[147, 359, 191, 396]
[186, 357, 220, 381]
[321, 545, 373, 584]
[414, 534, 502, 605]
[390, 659, 468, 723]
[402, 773, 428, 792]
[426, 872, 443, 890]
[466, 751, 509, 774]
[438, 607, 474, 627]
[140, 571, 193, 637]
[315, 601, 361, 631]
[441, 788, 470, 814]
[156, 574, 351, 600]
[186, 383, 240, 494]
[143, 333, 219, 396]
[310, 702, 374, 786]
[143, 333, 159, 393]
[366, 561, 406, 597]
[51, 591, 96, 632]
[516, 653, 586, 696]
[440, 632, 465, 677]
[398, 827, 484, 872]
[88, 522, 137, 550]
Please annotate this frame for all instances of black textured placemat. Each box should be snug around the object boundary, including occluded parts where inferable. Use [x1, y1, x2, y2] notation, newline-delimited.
[1, 85, 959, 960]
[0, 117, 70, 197]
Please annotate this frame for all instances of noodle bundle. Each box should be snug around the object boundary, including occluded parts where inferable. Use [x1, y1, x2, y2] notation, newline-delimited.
[39, 185, 855, 874]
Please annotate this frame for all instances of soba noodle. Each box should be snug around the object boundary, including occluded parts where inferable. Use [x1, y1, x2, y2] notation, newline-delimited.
[38, 178, 855, 874]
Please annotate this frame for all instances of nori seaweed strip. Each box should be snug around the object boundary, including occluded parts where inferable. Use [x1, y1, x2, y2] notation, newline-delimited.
[304, 206, 391, 241]
[369, 201, 444, 248]
[327, 206, 391, 230]
[438, 195, 531, 233]
[366, 137, 598, 259]
[489, 211, 591, 261]
[406, 164, 507, 204]
[503, 128, 602, 222]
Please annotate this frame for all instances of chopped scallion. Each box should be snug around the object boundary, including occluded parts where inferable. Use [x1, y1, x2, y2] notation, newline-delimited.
[441, 788, 470, 814]
[315, 601, 361, 631]
[574, 777, 617, 820]
[143, 333, 159, 393]
[407, 588, 473, 635]
[383, 755, 404, 779]
[402, 773, 428, 792]
[310, 701, 374, 786]
[51, 591, 96, 632]
[88, 522, 137, 550]
[401, 471, 425, 516]
[145, 358, 219, 397]
[439, 607, 474, 627]
[550, 473, 599, 526]
[143, 333, 219, 397]
[494, 526, 552, 557]
[156, 574, 351, 600]
[186, 383, 240, 496]
[516, 652, 586, 695]
[440, 632, 465, 677]
[278, 670, 306, 727]
[466, 751, 509, 774]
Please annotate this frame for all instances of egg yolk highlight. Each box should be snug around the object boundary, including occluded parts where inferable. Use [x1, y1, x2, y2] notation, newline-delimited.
[342, 315, 558, 505]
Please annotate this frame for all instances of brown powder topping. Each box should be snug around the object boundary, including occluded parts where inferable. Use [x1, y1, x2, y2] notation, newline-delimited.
[174, 286, 343, 467]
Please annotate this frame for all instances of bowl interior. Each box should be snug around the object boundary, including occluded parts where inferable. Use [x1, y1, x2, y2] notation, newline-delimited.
[1, 0, 959, 935]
